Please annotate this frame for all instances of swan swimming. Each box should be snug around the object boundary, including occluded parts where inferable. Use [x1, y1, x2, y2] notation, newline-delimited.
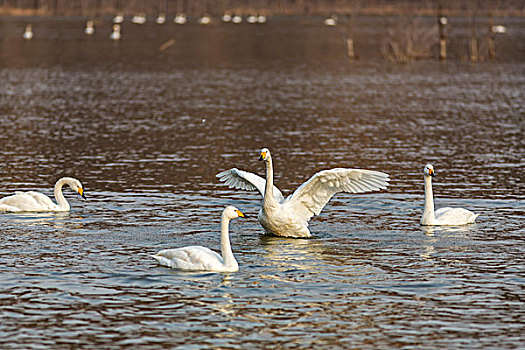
[421, 164, 479, 226]
[217, 148, 390, 238]
[151, 206, 244, 272]
[0, 177, 85, 212]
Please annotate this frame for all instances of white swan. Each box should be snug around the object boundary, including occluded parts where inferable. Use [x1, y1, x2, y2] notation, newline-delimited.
[0, 177, 85, 212]
[151, 206, 244, 272]
[84, 20, 95, 35]
[421, 164, 479, 226]
[217, 148, 390, 238]
[110, 24, 121, 41]
[23, 24, 33, 40]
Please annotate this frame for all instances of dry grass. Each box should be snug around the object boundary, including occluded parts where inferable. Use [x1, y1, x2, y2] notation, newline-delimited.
[381, 17, 438, 63]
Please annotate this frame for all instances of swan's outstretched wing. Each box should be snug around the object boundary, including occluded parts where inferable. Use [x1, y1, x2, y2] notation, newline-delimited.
[284, 168, 390, 222]
[216, 168, 285, 202]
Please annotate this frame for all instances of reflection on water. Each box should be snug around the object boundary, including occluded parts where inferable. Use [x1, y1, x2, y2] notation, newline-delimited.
[0, 16, 524, 349]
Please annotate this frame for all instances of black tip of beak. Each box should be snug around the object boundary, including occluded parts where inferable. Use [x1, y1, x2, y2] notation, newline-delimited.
[430, 173, 435, 177]
[258, 156, 263, 161]
[81, 193, 86, 199]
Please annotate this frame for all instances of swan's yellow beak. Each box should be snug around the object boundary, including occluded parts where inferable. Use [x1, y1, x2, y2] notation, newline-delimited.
[429, 168, 435, 177]
[258, 151, 266, 161]
[236, 209, 245, 218]
[78, 187, 86, 199]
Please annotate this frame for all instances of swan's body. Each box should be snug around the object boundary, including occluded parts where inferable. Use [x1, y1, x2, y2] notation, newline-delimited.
[232, 15, 242, 24]
[324, 16, 337, 26]
[0, 177, 85, 212]
[198, 15, 211, 25]
[217, 148, 390, 238]
[421, 164, 479, 226]
[156, 13, 166, 24]
[151, 206, 244, 272]
[132, 13, 146, 24]
[113, 13, 124, 24]
[174, 13, 187, 24]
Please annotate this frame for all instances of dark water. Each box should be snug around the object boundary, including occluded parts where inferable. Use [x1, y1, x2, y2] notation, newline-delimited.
[0, 17, 524, 349]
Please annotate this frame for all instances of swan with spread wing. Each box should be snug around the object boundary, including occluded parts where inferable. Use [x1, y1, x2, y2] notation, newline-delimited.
[217, 148, 390, 238]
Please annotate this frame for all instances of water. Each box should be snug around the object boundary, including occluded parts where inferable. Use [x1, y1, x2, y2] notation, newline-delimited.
[0, 17, 524, 349]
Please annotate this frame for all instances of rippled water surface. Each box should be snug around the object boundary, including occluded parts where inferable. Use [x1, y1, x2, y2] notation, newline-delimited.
[0, 17, 524, 349]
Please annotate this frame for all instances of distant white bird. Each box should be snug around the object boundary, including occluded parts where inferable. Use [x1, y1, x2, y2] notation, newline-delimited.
[198, 15, 211, 25]
[113, 13, 124, 24]
[222, 13, 232, 22]
[232, 14, 242, 24]
[132, 13, 146, 24]
[0, 177, 85, 212]
[324, 16, 337, 26]
[84, 20, 95, 35]
[247, 14, 257, 23]
[491, 25, 506, 34]
[110, 24, 121, 40]
[151, 206, 244, 272]
[174, 13, 187, 24]
[23, 24, 33, 40]
[156, 13, 166, 24]
[257, 14, 267, 23]
[217, 148, 390, 238]
[421, 164, 479, 226]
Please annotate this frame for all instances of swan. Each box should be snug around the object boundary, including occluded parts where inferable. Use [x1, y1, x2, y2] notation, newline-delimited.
[0, 177, 85, 212]
[217, 148, 390, 238]
[110, 24, 121, 41]
[174, 13, 187, 24]
[421, 164, 479, 226]
[198, 15, 211, 25]
[113, 13, 124, 24]
[232, 15, 242, 24]
[151, 206, 244, 272]
[156, 13, 166, 24]
[84, 20, 94, 35]
[23, 24, 33, 40]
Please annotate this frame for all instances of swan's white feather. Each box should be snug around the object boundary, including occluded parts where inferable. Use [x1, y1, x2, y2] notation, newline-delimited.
[285, 168, 390, 222]
[434, 207, 479, 225]
[216, 168, 285, 203]
[151, 246, 226, 271]
[0, 191, 58, 212]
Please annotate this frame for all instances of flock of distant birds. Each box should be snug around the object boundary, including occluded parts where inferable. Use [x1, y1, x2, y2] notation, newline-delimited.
[21, 13, 340, 41]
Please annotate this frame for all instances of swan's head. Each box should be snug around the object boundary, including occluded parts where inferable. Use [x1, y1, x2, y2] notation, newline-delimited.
[423, 164, 435, 177]
[62, 177, 86, 199]
[258, 148, 271, 162]
[223, 205, 245, 220]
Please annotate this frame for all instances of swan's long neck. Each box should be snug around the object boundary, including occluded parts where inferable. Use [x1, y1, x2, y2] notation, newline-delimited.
[54, 178, 71, 211]
[422, 175, 435, 225]
[220, 214, 237, 268]
[263, 156, 275, 205]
